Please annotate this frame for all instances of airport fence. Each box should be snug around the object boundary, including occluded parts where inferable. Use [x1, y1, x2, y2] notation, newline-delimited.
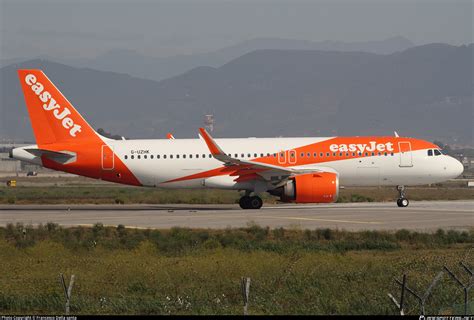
[388, 261, 473, 316]
[1, 261, 471, 316]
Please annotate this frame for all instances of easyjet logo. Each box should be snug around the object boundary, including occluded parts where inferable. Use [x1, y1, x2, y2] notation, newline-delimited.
[329, 141, 394, 153]
[25, 74, 82, 137]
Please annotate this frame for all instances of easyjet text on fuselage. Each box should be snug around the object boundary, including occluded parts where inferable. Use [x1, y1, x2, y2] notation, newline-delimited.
[329, 141, 394, 153]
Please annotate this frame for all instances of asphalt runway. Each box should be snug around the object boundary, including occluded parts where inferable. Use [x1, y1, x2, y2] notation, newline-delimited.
[0, 200, 472, 231]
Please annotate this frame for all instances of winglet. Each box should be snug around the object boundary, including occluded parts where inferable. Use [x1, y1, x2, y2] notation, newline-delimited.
[166, 133, 175, 139]
[199, 128, 224, 155]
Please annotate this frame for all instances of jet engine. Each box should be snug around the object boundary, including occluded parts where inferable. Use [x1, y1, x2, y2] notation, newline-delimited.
[270, 172, 339, 203]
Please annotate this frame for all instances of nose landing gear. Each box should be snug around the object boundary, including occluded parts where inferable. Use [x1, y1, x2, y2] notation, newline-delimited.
[239, 194, 263, 209]
[396, 185, 409, 207]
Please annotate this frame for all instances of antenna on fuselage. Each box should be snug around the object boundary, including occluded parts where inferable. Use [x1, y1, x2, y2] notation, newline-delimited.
[394, 131, 400, 137]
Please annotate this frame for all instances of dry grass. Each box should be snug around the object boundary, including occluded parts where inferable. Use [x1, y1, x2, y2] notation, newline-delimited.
[0, 224, 472, 315]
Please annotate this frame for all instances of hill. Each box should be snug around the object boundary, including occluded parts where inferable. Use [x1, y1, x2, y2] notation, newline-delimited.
[0, 43, 472, 144]
[1, 36, 414, 81]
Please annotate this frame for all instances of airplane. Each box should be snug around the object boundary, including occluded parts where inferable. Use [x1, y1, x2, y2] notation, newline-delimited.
[11, 70, 464, 209]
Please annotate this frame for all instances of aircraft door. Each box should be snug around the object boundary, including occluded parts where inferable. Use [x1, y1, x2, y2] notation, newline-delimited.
[398, 142, 413, 167]
[102, 145, 115, 170]
[288, 150, 297, 165]
[278, 151, 286, 164]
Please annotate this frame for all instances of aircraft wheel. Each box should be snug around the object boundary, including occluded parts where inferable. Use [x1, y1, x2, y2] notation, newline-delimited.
[397, 198, 409, 207]
[239, 196, 251, 209]
[249, 196, 263, 209]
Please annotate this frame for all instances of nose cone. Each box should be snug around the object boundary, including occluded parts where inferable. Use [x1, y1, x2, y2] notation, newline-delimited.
[448, 157, 464, 178]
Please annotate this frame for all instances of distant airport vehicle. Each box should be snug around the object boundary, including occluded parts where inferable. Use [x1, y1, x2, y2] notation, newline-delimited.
[11, 70, 463, 209]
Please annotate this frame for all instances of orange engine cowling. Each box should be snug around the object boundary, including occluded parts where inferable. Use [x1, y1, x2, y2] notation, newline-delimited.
[276, 172, 339, 203]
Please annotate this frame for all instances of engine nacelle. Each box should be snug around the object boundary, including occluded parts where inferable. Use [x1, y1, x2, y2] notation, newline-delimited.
[272, 172, 339, 203]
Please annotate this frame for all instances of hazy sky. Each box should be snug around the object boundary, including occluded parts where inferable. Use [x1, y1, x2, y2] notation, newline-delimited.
[0, 0, 472, 59]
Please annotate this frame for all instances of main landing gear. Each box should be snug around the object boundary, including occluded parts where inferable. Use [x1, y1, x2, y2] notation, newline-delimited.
[396, 185, 409, 207]
[239, 194, 263, 210]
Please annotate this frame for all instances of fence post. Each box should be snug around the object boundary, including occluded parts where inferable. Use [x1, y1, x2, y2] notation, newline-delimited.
[241, 277, 251, 315]
[388, 274, 406, 315]
[444, 264, 473, 315]
[59, 273, 75, 315]
[395, 271, 443, 315]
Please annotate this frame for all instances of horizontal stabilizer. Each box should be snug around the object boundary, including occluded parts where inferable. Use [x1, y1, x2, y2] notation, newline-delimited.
[25, 148, 76, 164]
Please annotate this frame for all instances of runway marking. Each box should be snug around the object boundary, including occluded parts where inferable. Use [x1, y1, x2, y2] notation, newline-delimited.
[260, 215, 383, 225]
[264, 206, 473, 213]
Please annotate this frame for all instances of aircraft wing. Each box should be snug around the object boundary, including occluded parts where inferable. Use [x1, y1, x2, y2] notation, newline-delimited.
[198, 128, 326, 185]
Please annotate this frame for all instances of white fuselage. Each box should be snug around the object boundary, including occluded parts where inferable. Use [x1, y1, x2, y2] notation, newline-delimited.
[105, 136, 462, 189]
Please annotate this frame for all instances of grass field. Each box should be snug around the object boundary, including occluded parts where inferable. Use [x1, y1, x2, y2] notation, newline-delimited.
[0, 224, 472, 315]
[0, 184, 473, 204]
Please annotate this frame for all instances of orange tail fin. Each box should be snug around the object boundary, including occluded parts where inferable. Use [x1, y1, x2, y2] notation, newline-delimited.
[18, 70, 97, 146]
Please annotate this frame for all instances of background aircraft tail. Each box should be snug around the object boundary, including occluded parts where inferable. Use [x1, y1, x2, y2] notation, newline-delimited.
[18, 69, 98, 146]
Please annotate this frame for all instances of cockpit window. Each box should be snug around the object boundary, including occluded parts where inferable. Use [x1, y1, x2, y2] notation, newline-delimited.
[427, 150, 433, 156]
[434, 149, 441, 156]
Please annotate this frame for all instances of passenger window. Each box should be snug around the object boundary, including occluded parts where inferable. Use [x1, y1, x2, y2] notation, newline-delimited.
[352, 153, 355, 156]
[124, 155, 128, 160]
[254, 153, 257, 157]
[320, 152, 323, 157]
[384, 152, 387, 156]
[333, 153, 336, 156]
[247, 153, 251, 157]
[137, 155, 141, 159]
[241, 154, 244, 158]
[326, 152, 330, 157]
[170, 155, 173, 159]
[150, 155, 154, 159]
[314, 153, 317, 157]
[131, 155, 134, 160]
[209, 154, 212, 158]
[176, 155, 179, 159]
[157, 155, 160, 159]
[202, 154, 206, 158]
[163, 155, 167, 159]
[144, 155, 147, 159]
[358, 152, 362, 156]
[371, 152, 375, 156]
[183, 154, 186, 159]
[260, 153, 264, 157]
[428, 149, 433, 156]
[301, 152, 304, 157]
[273, 153, 277, 157]
[235, 154, 238, 158]
[267, 153, 270, 157]
[189, 154, 192, 159]
[365, 153, 368, 156]
[339, 153, 343, 156]
[196, 154, 199, 158]
[434, 149, 441, 156]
